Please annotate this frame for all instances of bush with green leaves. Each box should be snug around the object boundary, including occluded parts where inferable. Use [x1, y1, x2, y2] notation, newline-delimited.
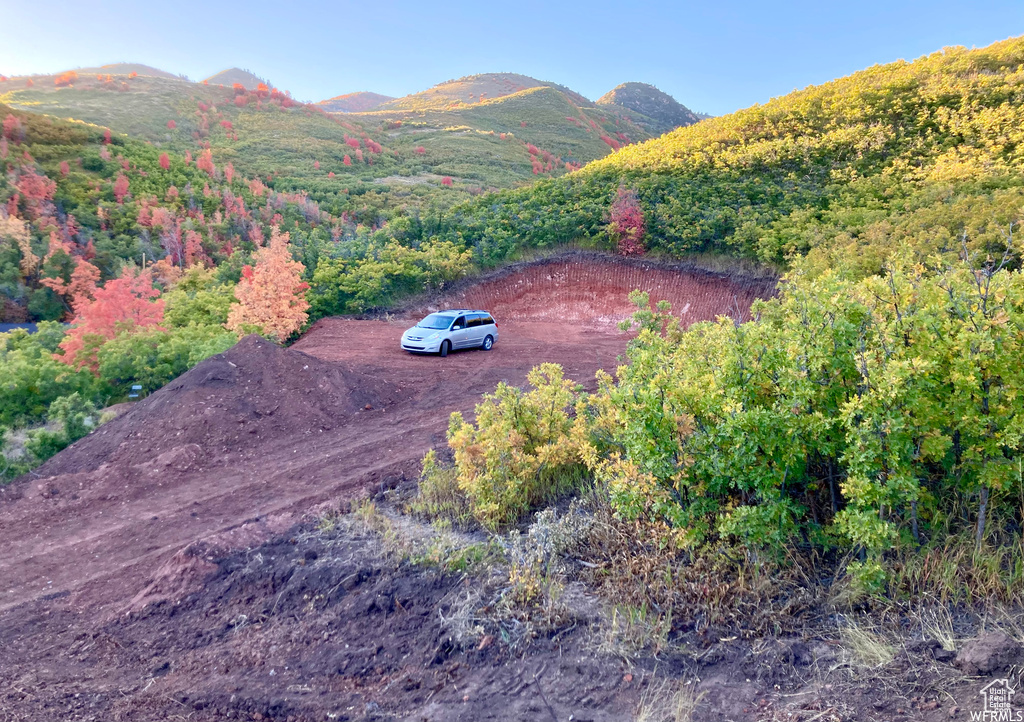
[23, 392, 98, 463]
[436, 363, 587, 530]
[96, 324, 238, 398]
[581, 251, 1024, 589]
[0, 323, 99, 427]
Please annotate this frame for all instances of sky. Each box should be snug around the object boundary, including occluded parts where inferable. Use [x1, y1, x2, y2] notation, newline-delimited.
[1, 0, 1022, 116]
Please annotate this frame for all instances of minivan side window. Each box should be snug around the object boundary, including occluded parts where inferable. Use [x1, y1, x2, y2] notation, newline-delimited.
[453, 316, 466, 329]
[480, 315, 494, 325]
[466, 314, 482, 328]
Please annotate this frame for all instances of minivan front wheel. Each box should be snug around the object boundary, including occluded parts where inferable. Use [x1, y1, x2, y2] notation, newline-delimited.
[482, 335, 493, 351]
[439, 340, 451, 358]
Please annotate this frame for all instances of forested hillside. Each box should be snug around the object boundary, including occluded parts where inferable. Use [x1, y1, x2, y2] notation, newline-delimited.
[408, 39, 1024, 280]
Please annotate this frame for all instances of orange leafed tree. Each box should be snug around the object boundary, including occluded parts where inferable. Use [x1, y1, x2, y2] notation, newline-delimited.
[226, 227, 309, 342]
[57, 268, 165, 371]
[41, 257, 101, 315]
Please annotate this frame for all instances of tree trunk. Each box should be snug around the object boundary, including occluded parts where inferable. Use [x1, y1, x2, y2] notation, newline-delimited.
[911, 500, 920, 545]
[976, 485, 989, 549]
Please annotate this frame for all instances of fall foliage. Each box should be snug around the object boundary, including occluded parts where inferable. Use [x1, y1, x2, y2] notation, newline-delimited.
[57, 268, 164, 371]
[607, 187, 645, 256]
[225, 227, 309, 342]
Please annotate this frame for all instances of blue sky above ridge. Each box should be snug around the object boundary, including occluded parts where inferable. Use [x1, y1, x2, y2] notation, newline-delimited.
[1, 0, 1022, 116]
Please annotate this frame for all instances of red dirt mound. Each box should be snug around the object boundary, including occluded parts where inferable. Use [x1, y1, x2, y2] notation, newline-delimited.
[34, 334, 400, 479]
[405, 254, 777, 328]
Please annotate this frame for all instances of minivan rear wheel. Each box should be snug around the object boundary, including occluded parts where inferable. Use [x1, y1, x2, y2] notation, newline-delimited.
[439, 340, 450, 358]
[482, 335, 493, 351]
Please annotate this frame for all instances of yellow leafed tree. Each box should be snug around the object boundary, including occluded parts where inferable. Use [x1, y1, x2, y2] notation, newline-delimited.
[0, 213, 37, 277]
[226, 227, 309, 342]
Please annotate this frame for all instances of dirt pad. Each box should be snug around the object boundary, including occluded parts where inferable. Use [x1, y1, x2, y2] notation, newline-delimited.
[0, 256, 789, 721]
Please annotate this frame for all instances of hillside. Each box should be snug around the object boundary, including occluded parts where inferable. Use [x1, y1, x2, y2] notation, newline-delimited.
[317, 91, 394, 112]
[378, 72, 594, 111]
[71, 63, 181, 80]
[402, 38, 1024, 278]
[596, 81, 702, 132]
[203, 68, 268, 89]
[0, 69, 653, 220]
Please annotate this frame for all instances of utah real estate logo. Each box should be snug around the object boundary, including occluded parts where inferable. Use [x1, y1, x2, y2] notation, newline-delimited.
[974, 679, 1023, 721]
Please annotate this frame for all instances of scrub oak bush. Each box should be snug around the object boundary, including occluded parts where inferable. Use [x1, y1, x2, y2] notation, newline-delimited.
[424, 363, 587, 530]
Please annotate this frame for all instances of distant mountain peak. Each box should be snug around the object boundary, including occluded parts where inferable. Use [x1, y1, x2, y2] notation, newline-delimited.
[318, 92, 394, 113]
[597, 82, 703, 132]
[379, 72, 594, 111]
[63, 63, 182, 80]
[203, 68, 269, 89]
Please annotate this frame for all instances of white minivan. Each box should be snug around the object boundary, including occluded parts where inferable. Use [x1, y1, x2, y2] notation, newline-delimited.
[400, 310, 499, 357]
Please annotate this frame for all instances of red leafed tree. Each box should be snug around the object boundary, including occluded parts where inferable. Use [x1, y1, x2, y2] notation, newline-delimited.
[16, 168, 57, 219]
[25, 78, 34, 88]
[226, 227, 309, 342]
[414, 146, 425, 155]
[113, 174, 130, 204]
[343, 155, 352, 166]
[607, 187, 646, 256]
[59, 160, 70, 177]
[41, 257, 101, 316]
[234, 95, 248, 107]
[57, 268, 165, 371]
[520, 121, 526, 127]
[196, 148, 215, 176]
[441, 176, 453, 187]
[255, 83, 270, 99]
[184, 230, 211, 267]
[103, 128, 112, 145]
[184, 150, 192, 166]
[232, 83, 246, 95]
[327, 171, 335, 179]
[3, 113, 22, 141]
[167, 119, 177, 129]
[159, 152, 170, 170]
[224, 161, 235, 184]
[313, 160, 320, 170]
[54, 71, 78, 87]
[161, 219, 184, 265]
[354, 149, 363, 163]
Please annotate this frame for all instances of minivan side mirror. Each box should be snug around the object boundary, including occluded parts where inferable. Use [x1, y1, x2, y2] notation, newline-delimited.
[452, 325, 462, 330]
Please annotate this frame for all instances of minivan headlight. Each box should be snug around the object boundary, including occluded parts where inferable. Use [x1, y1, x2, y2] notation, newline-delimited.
[427, 332, 441, 340]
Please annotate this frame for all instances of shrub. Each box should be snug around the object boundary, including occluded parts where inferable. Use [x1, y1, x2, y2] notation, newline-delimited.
[446, 363, 587, 529]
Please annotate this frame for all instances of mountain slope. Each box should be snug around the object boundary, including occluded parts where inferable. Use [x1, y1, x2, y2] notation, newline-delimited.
[0, 69, 651, 206]
[204, 68, 268, 89]
[393, 37, 1024, 277]
[318, 92, 394, 113]
[597, 82, 702, 133]
[73, 63, 180, 79]
[378, 72, 593, 111]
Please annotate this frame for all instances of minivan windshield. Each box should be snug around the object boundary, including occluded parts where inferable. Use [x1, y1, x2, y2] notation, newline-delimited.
[416, 314, 454, 330]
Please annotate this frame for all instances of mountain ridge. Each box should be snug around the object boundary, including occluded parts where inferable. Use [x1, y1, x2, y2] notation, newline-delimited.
[596, 81, 704, 132]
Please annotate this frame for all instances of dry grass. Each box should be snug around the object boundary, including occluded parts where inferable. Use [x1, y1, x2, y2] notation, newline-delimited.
[634, 679, 705, 722]
[839, 621, 896, 668]
[596, 604, 674, 662]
